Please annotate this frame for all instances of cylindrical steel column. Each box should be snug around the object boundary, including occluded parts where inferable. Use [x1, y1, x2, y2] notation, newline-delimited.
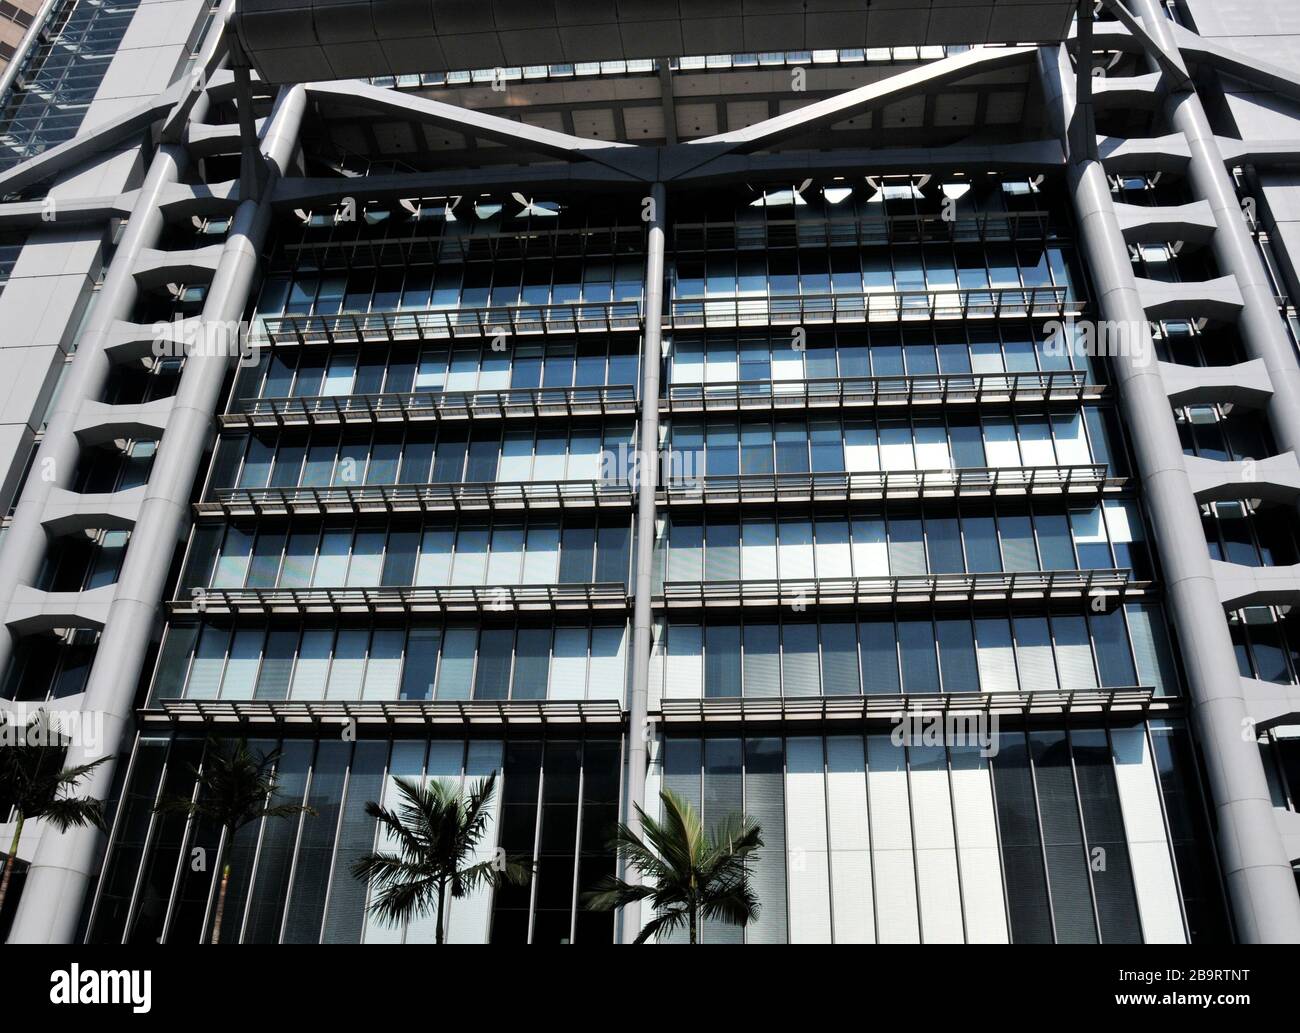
[0, 92, 210, 678]
[1134, 0, 1300, 456]
[1041, 43, 1300, 943]
[621, 181, 666, 944]
[7, 85, 306, 945]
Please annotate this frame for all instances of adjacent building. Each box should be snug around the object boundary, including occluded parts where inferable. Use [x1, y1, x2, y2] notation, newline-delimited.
[1, 0, 1299, 944]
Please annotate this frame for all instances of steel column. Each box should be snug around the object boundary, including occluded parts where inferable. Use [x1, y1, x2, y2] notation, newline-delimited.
[7, 85, 307, 945]
[0, 91, 210, 679]
[1133, 0, 1300, 457]
[621, 181, 666, 944]
[1040, 41, 1300, 943]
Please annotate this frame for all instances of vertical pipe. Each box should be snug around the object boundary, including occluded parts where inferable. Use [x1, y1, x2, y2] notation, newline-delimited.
[1133, 0, 1300, 457]
[6, 85, 306, 945]
[622, 180, 666, 943]
[1040, 41, 1300, 943]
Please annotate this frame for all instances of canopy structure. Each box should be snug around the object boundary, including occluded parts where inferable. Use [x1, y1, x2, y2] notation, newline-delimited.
[231, 0, 1080, 83]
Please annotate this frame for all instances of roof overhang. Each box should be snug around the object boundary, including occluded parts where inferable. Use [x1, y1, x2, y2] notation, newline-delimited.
[232, 0, 1078, 84]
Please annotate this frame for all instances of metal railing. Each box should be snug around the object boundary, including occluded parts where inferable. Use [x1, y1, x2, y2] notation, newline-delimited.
[148, 697, 626, 726]
[657, 569, 1137, 607]
[659, 465, 1119, 504]
[666, 286, 1079, 329]
[661, 370, 1099, 412]
[250, 286, 1084, 346]
[172, 581, 631, 615]
[658, 686, 1162, 723]
[225, 383, 640, 426]
[198, 479, 636, 516]
[255, 302, 645, 345]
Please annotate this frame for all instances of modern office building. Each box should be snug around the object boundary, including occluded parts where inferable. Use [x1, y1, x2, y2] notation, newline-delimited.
[1, 0, 1299, 944]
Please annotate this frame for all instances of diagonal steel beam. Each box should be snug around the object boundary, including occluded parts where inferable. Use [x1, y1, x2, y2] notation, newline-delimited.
[0, 78, 188, 195]
[159, 0, 235, 143]
[304, 81, 657, 179]
[1096, 0, 1191, 90]
[681, 45, 1036, 159]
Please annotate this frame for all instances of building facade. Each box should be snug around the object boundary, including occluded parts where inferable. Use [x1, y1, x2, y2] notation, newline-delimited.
[1, 0, 1299, 944]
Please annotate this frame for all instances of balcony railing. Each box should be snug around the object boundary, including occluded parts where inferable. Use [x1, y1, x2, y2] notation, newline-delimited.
[250, 286, 1083, 346]
[661, 370, 1100, 414]
[657, 686, 1163, 724]
[657, 569, 1138, 608]
[666, 286, 1080, 330]
[147, 697, 625, 726]
[225, 384, 640, 427]
[659, 465, 1121, 504]
[197, 479, 636, 517]
[255, 302, 644, 345]
[171, 582, 631, 616]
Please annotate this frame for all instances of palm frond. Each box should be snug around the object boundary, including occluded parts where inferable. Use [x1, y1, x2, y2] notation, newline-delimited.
[41, 795, 106, 833]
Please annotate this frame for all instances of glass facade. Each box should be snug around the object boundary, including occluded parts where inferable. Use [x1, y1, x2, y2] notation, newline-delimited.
[0, 0, 141, 174]
[8, 0, 1300, 950]
[88, 734, 622, 944]
[88, 718, 1224, 943]
[79, 169, 1254, 944]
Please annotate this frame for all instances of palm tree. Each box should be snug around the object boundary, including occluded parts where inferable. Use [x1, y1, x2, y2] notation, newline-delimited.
[352, 772, 531, 943]
[583, 789, 762, 944]
[0, 710, 108, 922]
[155, 737, 314, 944]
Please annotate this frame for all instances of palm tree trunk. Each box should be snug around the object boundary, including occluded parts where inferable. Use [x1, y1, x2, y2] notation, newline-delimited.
[211, 861, 231, 945]
[0, 814, 23, 921]
[435, 879, 446, 945]
[688, 892, 698, 945]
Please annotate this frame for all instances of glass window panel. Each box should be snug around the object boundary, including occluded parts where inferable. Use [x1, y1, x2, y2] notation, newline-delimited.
[512, 627, 551, 699]
[665, 623, 702, 698]
[888, 517, 926, 576]
[778, 518, 815, 580]
[704, 623, 741, 698]
[450, 525, 490, 585]
[346, 530, 385, 587]
[1013, 617, 1058, 691]
[588, 625, 626, 701]
[186, 624, 228, 699]
[860, 619, 900, 695]
[899, 619, 940, 693]
[782, 622, 821, 697]
[326, 628, 368, 699]
[523, 523, 561, 583]
[821, 621, 860, 696]
[1053, 615, 1098, 690]
[415, 527, 454, 586]
[399, 626, 439, 700]
[975, 617, 1017, 692]
[290, 629, 332, 699]
[474, 628, 514, 700]
[436, 627, 477, 699]
[363, 628, 404, 700]
[999, 514, 1038, 572]
[937, 618, 979, 693]
[1092, 607, 1138, 687]
[550, 627, 589, 699]
[1036, 512, 1076, 570]
[742, 623, 780, 697]
[844, 420, 879, 472]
